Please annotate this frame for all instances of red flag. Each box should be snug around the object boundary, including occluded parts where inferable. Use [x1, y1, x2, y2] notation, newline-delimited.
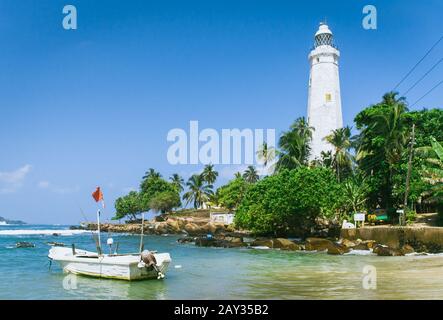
[92, 187, 105, 208]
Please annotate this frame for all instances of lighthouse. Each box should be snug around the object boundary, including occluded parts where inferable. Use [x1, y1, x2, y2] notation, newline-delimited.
[307, 23, 343, 160]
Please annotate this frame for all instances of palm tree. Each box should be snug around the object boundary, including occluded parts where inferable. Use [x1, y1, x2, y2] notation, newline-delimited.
[344, 178, 368, 215]
[234, 172, 242, 179]
[256, 142, 276, 175]
[143, 168, 161, 180]
[356, 91, 408, 209]
[201, 164, 218, 185]
[418, 137, 443, 204]
[182, 174, 214, 209]
[276, 117, 313, 171]
[324, 126, 354, 181]
[169, 173, 184, 192]
[243, 165, 259, 183]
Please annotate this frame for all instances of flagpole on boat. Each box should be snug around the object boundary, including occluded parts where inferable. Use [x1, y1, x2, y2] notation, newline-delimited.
[97, 208, 102, 254]
[139, 212, 145, 253]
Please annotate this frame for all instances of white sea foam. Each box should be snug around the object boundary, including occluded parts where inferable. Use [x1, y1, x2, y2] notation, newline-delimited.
[0, 221, 8, 226]
[0, 229, 93, 236]
[344, 249, 375, 256]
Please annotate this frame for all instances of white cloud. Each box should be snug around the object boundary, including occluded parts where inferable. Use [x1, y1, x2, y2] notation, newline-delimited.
[37, 180, 79, 194]
[38, 181, 50, 189]
[0, 164, 32, 194]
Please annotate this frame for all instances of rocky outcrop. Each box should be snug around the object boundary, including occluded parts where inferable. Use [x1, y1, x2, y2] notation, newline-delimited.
[373, 244, 405, 256]
[305, 238, 337, 251]
[251, 238, 302, 250]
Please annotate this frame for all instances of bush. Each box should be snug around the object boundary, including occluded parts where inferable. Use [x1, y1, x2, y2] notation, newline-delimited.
[234, 167, 345, 236]
[149, 191, 181, 213]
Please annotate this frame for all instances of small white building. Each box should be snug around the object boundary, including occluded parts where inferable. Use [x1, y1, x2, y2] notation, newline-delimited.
[210, 212, 235, 225]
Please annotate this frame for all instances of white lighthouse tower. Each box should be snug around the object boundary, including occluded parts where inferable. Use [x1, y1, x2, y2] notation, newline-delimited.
[307, 23, 343, 160]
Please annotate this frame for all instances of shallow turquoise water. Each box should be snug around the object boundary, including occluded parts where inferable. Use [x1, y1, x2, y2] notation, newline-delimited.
[1, 225, 443, 300]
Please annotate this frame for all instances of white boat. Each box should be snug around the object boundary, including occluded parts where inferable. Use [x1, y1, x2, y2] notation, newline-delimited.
[49, 195, 172, 281]
[49, 246, 171, 280]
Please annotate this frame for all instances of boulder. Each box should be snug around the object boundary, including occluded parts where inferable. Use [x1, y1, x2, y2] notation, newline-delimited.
[373, 244, 404, 256]
[327, 244, 350, 255]
[166, 219, 181, 233]
[251, 239, 276, 248]
[353, 240, 377, 251]
[177, 237, 195, 244]
[341, 238, 357, 248]
[305, 238, 336, 252]
[273, 238, 302, 251]
[184, 223, 203, 235]
[401, 244, 415, 254]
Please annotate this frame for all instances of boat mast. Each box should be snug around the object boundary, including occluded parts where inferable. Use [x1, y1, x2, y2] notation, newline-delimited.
[97, 209, 102, 254]
[139, 212, 145, 253]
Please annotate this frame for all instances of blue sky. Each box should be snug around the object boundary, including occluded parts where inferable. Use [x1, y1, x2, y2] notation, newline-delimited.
[0, 0, 442, 224]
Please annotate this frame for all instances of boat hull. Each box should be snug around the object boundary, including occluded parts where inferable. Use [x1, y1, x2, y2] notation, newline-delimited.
[49, 247, 171, 281]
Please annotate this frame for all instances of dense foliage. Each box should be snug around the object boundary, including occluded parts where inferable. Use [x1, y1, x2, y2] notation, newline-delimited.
[113, 92, 442, 232]
[234, 168, 345, 235]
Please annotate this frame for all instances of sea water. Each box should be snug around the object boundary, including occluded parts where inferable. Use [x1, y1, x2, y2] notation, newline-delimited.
[1, 224, 443, 300]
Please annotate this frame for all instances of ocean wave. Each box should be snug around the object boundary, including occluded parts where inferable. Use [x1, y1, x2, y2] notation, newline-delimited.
[0, 221, 8, 226]
[0, 229, 93, 236]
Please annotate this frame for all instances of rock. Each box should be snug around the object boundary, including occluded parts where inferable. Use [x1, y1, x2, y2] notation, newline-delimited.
[166, 219, 181, 233]
[401, 244, 415, 254]
[373, 244, 404, 256]
[16, 242, 35, 248]
[177, 236, 195, 244]
[184, 223, 203, 235]
[305, 238, 336, 252]
[251, 239, 276, 248]
[273, 238, 302, 251]
[327, 244, 350, 255]
[341, 238, 357, 248]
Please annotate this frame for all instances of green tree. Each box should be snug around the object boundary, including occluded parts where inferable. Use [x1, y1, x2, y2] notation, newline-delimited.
[324, 126, 354, 182]
[149, 191, 181, 213]
[243, 165, 259, 183]
[276, 117, 313, 171]
[216, 177, 250, 210]
[201, 164, 218, 185]
[418, 137, 443, 204]
[354, 92, 408, 210]
[169, 173, 184, 192]
[256, 142, 276, 174]
[143, 168, 161, 180]
[183, 174, 214, 209]
[114, 191, 143, 220]
[235, 168, 345, 236]
[343, 177, 368, 215]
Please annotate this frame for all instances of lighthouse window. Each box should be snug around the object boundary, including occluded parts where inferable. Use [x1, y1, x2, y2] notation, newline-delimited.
[325, 93, 332, 102]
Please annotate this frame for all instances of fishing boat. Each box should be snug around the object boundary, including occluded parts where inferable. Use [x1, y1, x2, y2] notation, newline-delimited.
[48, 246, 171, 280]
[48, 187, 172, 280]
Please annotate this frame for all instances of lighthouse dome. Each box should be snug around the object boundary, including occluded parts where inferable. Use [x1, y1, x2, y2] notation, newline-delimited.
[314, 23, 335, 48]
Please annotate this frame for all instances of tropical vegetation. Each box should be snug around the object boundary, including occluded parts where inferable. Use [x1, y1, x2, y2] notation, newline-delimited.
[113, 92, 442, 234]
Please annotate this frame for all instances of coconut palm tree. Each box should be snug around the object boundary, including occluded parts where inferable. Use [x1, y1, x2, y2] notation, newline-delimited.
[344, 177, 368, 215]
[324, 126, 354, 181]
[256, 142, 276, 175]
[234, 172, 242, 179]
[201, 164, 218, 185]
[355, 91, 408, 209]
[169, 173, 184, 192]
[143, 168, 161, 180]
[182, 174, 214, 209]
[243, 165, 259, 183]
[276, 117, 313, 171]
[418, 137, 443, 204]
